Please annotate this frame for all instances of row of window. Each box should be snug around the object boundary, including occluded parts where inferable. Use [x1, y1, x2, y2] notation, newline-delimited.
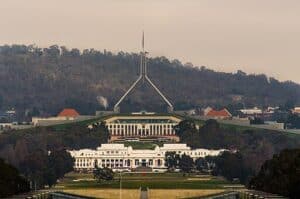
[108, 124, 176, 129]
[76, 151, 209, 159]
[75, 159, 164, 167]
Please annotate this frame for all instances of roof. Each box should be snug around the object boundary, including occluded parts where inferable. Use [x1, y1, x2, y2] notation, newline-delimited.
[58, 108, 80, 117]
[104, 114, 182, 123]
[206, 108, 232, 117]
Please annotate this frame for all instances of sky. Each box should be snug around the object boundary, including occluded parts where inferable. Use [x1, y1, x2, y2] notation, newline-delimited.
[0, 0, 300, 82]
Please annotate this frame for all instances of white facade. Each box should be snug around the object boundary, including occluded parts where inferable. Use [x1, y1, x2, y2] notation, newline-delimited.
[292, 107, 300, 114]
[104, 115, 182, 141]
[32, 116, 75, 126]
[107, 122, 177, 137]
[240, 107, 262, 115]
[69, 143, 226, 172]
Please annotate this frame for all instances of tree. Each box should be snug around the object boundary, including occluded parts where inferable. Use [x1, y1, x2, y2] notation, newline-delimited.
[179, 154, 194, 173]
[93, 167, 114, 183]
[0, 94, 3, 109]
[249, 149, 300, 199]
[0, 158, 30, 197]
[47, 149, 74, 187]
[286, 114, 300, 129]
[212, 152, 254, 184]
[19, 149, 74, 188]
[195, 157, 208, 172]
[19, 150, 48, 189]
[165, 151, 180, 171]
[284, 99, 295, 111]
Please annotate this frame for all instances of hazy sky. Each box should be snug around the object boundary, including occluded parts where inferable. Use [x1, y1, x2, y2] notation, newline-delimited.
[1, 0, 300, 82]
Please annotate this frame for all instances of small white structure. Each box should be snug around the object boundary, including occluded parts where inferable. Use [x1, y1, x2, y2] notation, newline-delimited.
[240, 107, 262, 115]
[292, 107, 300, 114]
[69, 143, 226, 172]
[0, 123, 13, 130]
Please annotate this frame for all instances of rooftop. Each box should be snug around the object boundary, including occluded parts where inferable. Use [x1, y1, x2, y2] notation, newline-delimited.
[58, 108, 80, 117]
[206, 108, 232, 117]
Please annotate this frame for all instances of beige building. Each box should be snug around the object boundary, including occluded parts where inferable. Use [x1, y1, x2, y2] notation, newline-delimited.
[104, 113, 182, 142]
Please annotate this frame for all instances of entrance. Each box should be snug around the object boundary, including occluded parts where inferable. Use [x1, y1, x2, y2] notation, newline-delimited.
[141, 159, 147, 167]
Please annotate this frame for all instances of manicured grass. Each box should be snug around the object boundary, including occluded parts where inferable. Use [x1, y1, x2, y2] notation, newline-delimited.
[149, 189, 226, 199]
[123, 141, 164, 149]
[63, 189, 139, 199]
[57, 172, 241, 198]
[64, 189, 227, 199]
[51, 117, 103, 131]
[57, 172, 233, 190]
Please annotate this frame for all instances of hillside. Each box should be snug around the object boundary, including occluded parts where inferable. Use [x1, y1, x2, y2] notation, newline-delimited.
[0, 45, 300, 116]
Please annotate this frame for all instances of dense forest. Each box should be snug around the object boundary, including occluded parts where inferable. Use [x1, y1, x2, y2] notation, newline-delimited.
[0, 45, 300, 115]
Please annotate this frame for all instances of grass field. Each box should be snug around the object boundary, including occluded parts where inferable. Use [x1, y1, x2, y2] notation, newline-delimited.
[54, 172, 240, 199]
[148, 189, 226, 199]
[57, 172, 231, 190]
[63, 189, 139, 199]
[123, 141, 164, 149]
[64, 189, 226, 199]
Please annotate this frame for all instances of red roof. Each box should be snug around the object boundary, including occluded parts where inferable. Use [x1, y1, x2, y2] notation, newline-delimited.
[58, 108, 80, 117]
[206, 108, 232, 117]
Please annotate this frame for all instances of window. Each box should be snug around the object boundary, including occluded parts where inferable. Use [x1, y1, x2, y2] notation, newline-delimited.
[149, 159, 153, 165]
[157, 159, 161, 166]
[135, 159, 139, 166]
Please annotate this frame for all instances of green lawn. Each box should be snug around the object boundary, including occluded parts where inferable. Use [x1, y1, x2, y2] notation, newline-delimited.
[57, 172, 235, 190]
[51, 117, 103, 131]
[123, 141, 164, 149]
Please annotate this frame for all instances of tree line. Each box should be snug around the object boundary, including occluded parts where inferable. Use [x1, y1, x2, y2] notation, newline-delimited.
[165, 151, 253, 184]
[0, 44, 300, 116]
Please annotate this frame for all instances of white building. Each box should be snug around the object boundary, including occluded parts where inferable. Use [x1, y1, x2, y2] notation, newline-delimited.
[239, 107, 262, 115]
[69, 143, 226, 172]
[292, 107, 300, 114]
[104, 114, 182, 142]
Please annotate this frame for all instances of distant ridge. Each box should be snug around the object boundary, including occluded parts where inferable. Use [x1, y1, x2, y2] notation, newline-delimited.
[0, 44, 299, 115]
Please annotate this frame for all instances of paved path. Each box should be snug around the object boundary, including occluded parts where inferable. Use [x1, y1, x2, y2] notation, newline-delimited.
[140, 190, 148, 199]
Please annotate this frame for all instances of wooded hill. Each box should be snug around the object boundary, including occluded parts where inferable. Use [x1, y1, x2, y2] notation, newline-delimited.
[0, 45, 300, 115]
